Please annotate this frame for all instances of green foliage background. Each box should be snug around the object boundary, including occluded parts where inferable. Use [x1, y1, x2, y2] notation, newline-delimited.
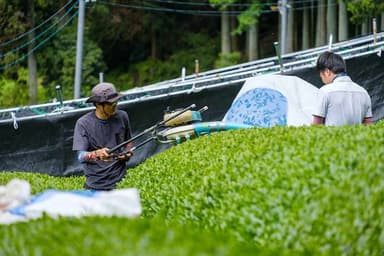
[0, 0, 383, 108]
[0, 68, 48, 106]
[37, 26, 106, 100]
[110, 33, 220, 90]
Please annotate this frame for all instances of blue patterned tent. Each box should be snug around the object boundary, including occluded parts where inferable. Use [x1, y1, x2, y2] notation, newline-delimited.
[223, 75, 319, 127]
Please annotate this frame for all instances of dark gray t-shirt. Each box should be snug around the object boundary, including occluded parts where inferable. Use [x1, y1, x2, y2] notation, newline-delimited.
[73, 110, 132, 190]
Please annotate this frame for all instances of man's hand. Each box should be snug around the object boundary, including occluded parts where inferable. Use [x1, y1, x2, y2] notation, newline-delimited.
[113, 143, 133, 161]
[96, 148, 111, 161]
[312, 115, 325, 125]
[88, 148, 111, 162]
[115, 151, 133, 161]
[87, 148, 132, 162]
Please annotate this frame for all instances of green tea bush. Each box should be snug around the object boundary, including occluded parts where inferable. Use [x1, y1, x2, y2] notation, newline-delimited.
[120, 122, 384, 255]
[0, 172, 84, 194]
[1, 173, 260, 255]
[1, 122, 383, 255]
[0, 216, 261, 256]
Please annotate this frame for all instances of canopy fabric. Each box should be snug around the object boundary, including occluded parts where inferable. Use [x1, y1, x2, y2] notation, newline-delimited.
[223, 75, 319, 127]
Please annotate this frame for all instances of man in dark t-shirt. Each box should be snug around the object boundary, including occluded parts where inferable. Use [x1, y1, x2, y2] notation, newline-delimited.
[73, 82, 132, 190]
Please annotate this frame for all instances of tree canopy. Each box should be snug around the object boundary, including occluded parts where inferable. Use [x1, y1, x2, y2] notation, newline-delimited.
[0, 0, 383, 108]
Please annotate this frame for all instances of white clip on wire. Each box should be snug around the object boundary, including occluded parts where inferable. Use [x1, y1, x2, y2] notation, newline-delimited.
[11, 112, 18, 130]
[377, 48, 382, 57]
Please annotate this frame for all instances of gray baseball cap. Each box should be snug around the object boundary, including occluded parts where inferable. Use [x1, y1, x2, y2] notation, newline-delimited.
[86, 82, 122, 103]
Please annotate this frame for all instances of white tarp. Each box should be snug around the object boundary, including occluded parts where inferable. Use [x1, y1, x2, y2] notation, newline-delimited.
[223, 74, 319, 127]
[0, 179, 141, 225]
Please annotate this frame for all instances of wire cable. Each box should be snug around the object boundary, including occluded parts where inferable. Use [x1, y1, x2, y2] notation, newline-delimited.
[1, 2, 78, 59]
[0, 9, 79, 71]
[129, 0, 275, 7]
[98, 1, 276, 16]
[99, 0, 332, 16]
[109, 0, 322, 8]
[0, 0, 75, 48]
[291, 2, 337, 11]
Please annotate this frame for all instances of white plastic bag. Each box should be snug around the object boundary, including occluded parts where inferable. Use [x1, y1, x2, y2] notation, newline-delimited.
[0, 179, 31, 211]
[0, 179, 142, 225]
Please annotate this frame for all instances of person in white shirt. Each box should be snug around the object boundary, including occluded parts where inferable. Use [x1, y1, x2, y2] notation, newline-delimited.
[312, 51, 373, 126]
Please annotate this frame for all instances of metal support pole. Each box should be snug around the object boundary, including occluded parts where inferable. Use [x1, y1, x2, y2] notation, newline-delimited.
[195, 59, 199, 78]
[56, 85, 64, 109]
[328, 33, 333, 51]
[373, 18, 377, 45]
[99, 72, 104, 83]
[181, 67, 186, 81]
[273, 41, 284, 73]
[279, 0, 287, 55]
[74, 0, 85, 99]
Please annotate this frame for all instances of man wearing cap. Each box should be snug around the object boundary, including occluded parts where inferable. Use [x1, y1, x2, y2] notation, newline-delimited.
[73, 82, 133, 191]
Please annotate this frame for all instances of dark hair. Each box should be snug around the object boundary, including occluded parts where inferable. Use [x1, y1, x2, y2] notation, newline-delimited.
[316, 51, 346, 74]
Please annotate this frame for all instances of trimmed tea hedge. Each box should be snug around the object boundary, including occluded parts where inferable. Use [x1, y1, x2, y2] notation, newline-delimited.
[0, 216, 260, 256]
[120, 122, 384, 255]
[0, 172, 84, 194]
[1, 121, 383, 255]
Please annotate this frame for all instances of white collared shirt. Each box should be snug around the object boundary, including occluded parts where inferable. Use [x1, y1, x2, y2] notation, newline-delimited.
[313, 76, 372, 126]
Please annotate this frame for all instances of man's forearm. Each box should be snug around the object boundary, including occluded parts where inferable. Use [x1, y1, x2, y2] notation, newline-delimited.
[363, 117, 373, 125]
[312, 115, 325, 125]
[77, 150, 97, 163]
